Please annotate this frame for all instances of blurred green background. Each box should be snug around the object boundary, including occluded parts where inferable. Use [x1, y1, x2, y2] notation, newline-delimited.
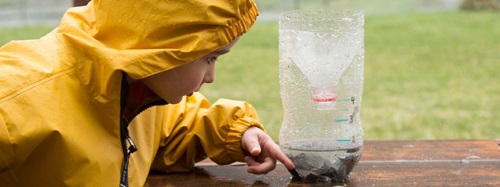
[1, 0, 499, 141]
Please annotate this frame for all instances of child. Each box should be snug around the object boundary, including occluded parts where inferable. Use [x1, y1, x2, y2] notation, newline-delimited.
[0, 0, 295, 186]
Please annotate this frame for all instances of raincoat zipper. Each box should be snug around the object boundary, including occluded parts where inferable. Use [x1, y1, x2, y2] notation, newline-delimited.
[119, 74, 167, 187]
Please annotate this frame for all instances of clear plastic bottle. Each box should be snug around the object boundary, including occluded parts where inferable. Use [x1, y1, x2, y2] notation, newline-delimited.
[278, 10, 364, 183]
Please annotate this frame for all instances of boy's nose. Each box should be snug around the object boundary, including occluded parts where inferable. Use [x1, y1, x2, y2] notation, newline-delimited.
[204, 76, 214, 84]
[204, 69, 215, 84]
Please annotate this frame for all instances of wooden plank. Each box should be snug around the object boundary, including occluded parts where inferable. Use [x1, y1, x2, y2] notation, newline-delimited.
[146, 140, 500, 186]
[194, 140, 500, 164]
[147, 161, 500, 187]
[362, 140, 500, 160]
[350, 161, 500, 186]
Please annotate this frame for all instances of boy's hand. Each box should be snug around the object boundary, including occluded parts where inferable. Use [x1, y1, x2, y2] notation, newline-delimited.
[241, 127, 295, 174]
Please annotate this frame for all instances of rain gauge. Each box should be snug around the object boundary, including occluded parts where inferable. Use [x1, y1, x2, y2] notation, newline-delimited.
[278, 10, 365, 183]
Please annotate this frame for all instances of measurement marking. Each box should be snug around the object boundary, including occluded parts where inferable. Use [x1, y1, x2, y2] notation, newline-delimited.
[335, 98, 351, 102]
[334, 118, 349, 123]
[336, 139, 352, 142]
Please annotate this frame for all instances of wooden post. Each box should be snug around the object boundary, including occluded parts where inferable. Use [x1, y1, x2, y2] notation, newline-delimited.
[73, 0, 91, 6]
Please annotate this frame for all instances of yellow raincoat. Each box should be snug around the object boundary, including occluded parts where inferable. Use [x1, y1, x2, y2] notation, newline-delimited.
[0, 0, 261, 186]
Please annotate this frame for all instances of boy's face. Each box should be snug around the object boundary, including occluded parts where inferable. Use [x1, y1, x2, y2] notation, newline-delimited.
[141, 37, 240, 104]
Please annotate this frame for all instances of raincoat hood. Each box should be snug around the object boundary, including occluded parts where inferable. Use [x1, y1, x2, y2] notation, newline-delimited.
[59, 0, 258, 98]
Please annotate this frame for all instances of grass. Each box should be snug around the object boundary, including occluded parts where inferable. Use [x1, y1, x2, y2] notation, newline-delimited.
[1, 11, 498, 141]
[0, 26, 54, 45]
[362, 11, 499, 140]
[368, 12, 499, 138]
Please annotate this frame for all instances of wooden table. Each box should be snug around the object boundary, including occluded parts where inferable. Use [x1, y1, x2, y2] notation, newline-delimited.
[146, 140, 500, 186]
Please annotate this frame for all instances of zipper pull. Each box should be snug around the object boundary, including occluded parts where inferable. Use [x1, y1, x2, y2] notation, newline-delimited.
[125, 134, 137, 153]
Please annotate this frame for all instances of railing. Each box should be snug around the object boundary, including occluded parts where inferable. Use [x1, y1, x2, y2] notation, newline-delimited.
[0, 0, 462, 27]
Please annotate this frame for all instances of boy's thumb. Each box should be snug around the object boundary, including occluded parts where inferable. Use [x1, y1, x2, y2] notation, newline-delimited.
[249, 146, 261, 156]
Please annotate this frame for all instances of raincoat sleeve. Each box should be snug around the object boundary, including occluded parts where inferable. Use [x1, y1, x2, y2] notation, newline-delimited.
[150, 92, 265, 172]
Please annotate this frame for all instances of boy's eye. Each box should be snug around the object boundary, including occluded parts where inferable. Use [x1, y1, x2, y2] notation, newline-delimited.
[207, 57, 218, 64]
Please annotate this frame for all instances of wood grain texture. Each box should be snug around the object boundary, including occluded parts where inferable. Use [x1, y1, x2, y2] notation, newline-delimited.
[146, 140, 500, 187]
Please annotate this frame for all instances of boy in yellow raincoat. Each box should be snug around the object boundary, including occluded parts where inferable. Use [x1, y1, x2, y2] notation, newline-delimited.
[0, 0, 295, 186]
